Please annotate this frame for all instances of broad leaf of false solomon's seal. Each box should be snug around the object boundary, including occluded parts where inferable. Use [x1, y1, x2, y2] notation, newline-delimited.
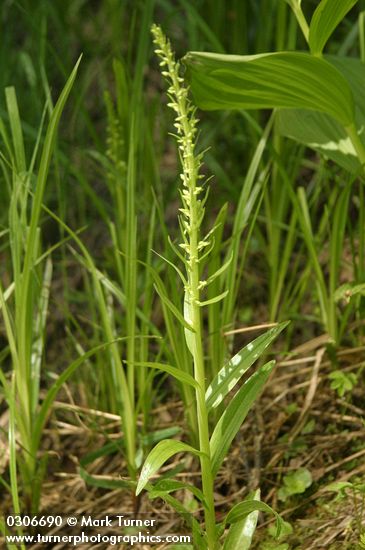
[205, 321, 288, 411]
[183, 51, 355, 128]
[277, 55, 365, 174]
[210, 361, 275, 478]
[309, 0, 358, 56]
[136, 440, 202, 495]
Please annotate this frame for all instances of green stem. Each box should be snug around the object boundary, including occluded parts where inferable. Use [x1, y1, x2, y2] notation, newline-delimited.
[174, 62, 216, 550]
[152, 26, 217, 547]
[189, 192, 217, 550]
[291, 2, 309, 43]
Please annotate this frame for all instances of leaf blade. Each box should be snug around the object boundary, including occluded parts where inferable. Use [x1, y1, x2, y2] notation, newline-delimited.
[131, 361, 199, 390]
[225, 498, 283, 539]
[206, 322, 287, 411]
[210, 361, 275, 477]
[223, 489, 261, 550]
[136, 440, 201, 495]
[309, 0, 358, 56]
[184, 51, 355, 127]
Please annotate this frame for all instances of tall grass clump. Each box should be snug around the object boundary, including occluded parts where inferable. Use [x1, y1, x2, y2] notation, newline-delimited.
[134, 25, 287, 550]
[72, 0, 166, 490]
[0, 60, 108, 524]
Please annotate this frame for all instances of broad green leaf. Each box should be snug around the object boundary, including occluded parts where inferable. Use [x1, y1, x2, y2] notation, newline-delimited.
[184, 51, 354, 127]
[206, 322, 288, 411]
[309, 0, 358, 56]
[276, 108, 358, 173]
[277, 468, 312, 501]
[284, 0, 302, 8]
[277, 55, 365, 173]
[210, 361, 275, 477]
[225, 498, 283, 539]
[131, 361, 199, 389]
[223, 489, 260, 550]
[136, 440, 201, 495]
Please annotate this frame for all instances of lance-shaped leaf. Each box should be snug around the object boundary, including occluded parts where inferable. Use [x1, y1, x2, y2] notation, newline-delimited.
[309, 0, 358, 56]
[225, 497, 283, 539]
[223, 489, 260, 550]
[183, 51, 355, 127]
[206, 322, 288, 411]
[196, 289, 229, 307]
[210, 361, 275, 477]
[136, 440, 201, 495]
[154, 276, 195, 333]
[148, 479, 205, 504]
[157, 493, 206, 549]
[130, 361, 199, 390]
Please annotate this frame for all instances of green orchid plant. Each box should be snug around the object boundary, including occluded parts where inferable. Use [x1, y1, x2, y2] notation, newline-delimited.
[134, 25, 287, 550]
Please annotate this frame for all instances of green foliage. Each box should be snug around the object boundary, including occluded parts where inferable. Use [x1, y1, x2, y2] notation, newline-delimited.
[1, 2, 364, 549]
[210, 360, 276, 477]
[205, 323, 288, 411]
[0, 60, 80, 513]
[308, 0, 358, 56]
[133, 25, 288, 550]
[222, 490, 260, 550]
[184, 51, 354, 126]
[260, 521, 293, 550]
[277, 56, 365, 173]
[183, 0, 365, 347]
[329, 370, 357, 397]
[278, 468, 313, 501]
[327, 480, 365, 545]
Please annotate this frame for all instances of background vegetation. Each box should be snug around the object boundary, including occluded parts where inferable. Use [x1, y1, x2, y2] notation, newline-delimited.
[1, 1, 365, 548]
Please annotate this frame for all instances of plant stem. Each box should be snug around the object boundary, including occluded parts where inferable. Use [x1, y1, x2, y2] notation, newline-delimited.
[290, 2, 309, 43]
[152, 25, 217, 547]
[189, 190, 217, 550]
